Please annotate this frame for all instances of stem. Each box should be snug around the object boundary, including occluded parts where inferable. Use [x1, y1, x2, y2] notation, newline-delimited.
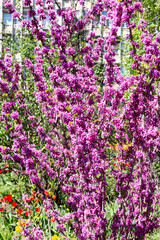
[48, 217, 52, 240]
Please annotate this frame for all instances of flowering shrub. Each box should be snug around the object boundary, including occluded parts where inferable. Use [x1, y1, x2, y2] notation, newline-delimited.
[0, 0, 160, 239]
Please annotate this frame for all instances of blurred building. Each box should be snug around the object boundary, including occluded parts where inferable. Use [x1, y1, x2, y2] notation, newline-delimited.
[0, 0, 127, 69]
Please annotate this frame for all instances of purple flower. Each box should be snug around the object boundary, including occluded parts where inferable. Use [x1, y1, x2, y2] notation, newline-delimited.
[23, 0, 32, 6]
[28, 116, 35, 121]
[55, 88, 66, 102]
[12, 12, 21, 18]
[10, 112, 19, 119]
[21, 147, 33, 158]
[88, 98, 94, 105]
[36, 126, 44, 133]
[83, 55, 94, 68]
[66, 47, 75, 55]
[12, 153, 23, 164]
[14, 124, 23, 131]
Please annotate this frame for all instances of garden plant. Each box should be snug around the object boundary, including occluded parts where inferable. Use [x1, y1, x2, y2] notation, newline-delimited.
[0, 0, 160, 239]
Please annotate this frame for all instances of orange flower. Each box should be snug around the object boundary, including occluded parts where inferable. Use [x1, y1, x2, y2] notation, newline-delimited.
[34, 197, 38, 202]
[44, 190, 48, 196]
[16, 208, 23, 215]
[25, 210, 31, 216]
[11, 202, 17, 207]
[35, 207, 40, 212]
[53, 195, 56, 200]
[51, 217, 55, 222]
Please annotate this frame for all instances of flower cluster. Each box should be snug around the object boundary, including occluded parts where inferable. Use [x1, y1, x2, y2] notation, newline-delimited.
[1, 0, 160, 239]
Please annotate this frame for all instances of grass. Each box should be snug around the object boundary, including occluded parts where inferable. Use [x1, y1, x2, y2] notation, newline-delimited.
[146, 229, 160, 240]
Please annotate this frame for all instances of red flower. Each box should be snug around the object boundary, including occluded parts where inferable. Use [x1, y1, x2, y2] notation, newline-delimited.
[25, 210, 31, 216]
[35, 207, 40, 212]
[31, 190, 36, 195]
[0, 170, 3, 174]
[0, 207, 4, 212]
[34, 197, 38, 202]
[11, 202, 17, 207]
[113, 163, 116, 166]
[61, 186, 64, 191]
[26, 196, 34, 202]
[1, 196, 7, 202]
[6, 195, 12, 203]
[4, 164, 8, 169]
[16, 208, 23, 215]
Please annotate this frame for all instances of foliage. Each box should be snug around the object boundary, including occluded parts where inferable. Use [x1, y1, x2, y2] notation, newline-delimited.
[141, 0, 160, 34]
[0, 0, 160, 239]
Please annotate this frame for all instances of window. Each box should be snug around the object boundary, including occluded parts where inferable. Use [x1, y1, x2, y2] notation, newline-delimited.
[13, 18, 21, 29]
[106, 19, 109, 27]
[74, 11, 80, 24]
[120, 66, 128, 75]
[13, 18, 18, 24]
[55, 13, 61, 25]
[82, 10, 86, 16]
[93, 14, 100, 27]
[43, 15, 50, 26]
[23, 14, 32, 21]
[120, 66, 125, 73]
[76, 10, 80, 19]
[3, 13, 12, 25]
[102, 11, 107, 17]
[121, 42, 125, 55]
[101, 11, 109, 27]
[114, 44, 119, 55]
[121, 22, 127, 28]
